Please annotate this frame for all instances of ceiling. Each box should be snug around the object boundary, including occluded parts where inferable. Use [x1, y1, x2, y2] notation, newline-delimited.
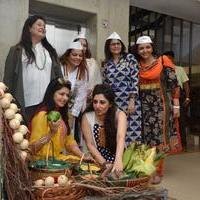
[29, 0, 95, 26]
[130, 0, 200, 24]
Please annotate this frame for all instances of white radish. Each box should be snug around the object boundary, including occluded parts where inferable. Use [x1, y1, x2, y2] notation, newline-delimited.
[44, 176, 54, 186]
[34, 179, 44, 187]
[4, 108, 15, 119]
[20, 151, 27, 161]
[19, 139, 29, 150]
[12, 132, 24, 143]
[0, 82, 7, 91]
[57, 175, 68, 186]
[9, 103, 19, 112]
[4, 93, 13, 101]
[17, 125, 28, 135]
[0, 98, 11, 109]
[9, 119, 20, 129]
[15, 113, 23, 122]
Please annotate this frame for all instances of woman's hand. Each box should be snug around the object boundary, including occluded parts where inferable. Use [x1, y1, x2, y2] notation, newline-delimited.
[127, 98, 135, 114]
[83, 153, 95, 163]
[48, 119, 61, 135]
[173, 107, 180, 118]
[112, 159, 123, 177]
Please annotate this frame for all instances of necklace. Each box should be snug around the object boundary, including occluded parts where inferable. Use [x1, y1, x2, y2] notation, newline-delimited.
[34, 47, 47, 70]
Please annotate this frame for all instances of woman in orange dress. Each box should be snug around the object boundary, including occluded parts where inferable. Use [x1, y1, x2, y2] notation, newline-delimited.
[134, 36, 182, 182]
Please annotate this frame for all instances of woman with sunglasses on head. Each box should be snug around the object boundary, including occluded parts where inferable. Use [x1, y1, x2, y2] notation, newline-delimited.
[81, 84, 127, 174]
[29, 78, 90, 161]
[59, 41, 88, 143]
[103, 32, 142, 147]
[3, 15, 62, 123]
[73, 33, 102, 102]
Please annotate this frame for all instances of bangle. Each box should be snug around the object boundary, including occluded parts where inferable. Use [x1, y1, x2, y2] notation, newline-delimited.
[186, 98, 190, 101]
[173, 105, 180, 109]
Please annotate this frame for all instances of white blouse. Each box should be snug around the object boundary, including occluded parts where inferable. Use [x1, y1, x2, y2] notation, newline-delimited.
[22, 42, 52, 107]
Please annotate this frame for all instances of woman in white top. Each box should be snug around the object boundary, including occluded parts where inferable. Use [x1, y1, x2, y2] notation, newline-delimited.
[60, 41, 88, 139]
[3, 15, 62, 124]
[74, 34, 102, 101]
[81, 84, 127, 173]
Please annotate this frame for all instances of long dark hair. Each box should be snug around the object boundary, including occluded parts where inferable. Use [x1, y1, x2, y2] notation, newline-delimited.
[73, 38, 92, 58]
[19, 15, 58, 63]
[60, 49, 88, 80]
[104, 39, 126, 62]
[84, 84, 117, 154]
[39, 78, 71, 133]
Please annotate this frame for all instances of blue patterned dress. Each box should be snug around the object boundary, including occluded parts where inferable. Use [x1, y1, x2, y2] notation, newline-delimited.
[103, 53, 142, 146]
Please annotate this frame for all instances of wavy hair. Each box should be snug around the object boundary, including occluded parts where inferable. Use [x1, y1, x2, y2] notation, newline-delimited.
[84, 84, 117, 154]
[73, 38, 92, 59]
[60, 49, 88, 80]
[19, 15, 58, 63]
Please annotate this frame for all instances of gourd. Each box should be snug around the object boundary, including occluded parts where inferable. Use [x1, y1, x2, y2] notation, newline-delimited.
[9, 119, 20, 129]
[20, 151, 28, 160]
[34, 179, 44, 187]
[12, 132, 23, 143]
[19, 139, 29, 150]
[57, 175, 68, 186]
[4, 108, 16, 120]
[44, 176, 54, 186]
[0, 98, 11, 109]
[0, 82, 7, 91]
[15, 113, 23, 122]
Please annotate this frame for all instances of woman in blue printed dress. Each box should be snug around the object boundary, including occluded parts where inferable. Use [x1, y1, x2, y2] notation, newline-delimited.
[103, 32, 142, 146]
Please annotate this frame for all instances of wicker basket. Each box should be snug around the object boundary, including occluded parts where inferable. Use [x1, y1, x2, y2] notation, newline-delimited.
[33, 184, 86, 200]
[105, 176, 150, 190]
[30, 168, 72, 181]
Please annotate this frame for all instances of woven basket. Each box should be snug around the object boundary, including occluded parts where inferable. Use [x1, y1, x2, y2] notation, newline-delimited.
[30, 168, 72, 181]
[33, 185, 86, 200]
[105, 176, 150, 190]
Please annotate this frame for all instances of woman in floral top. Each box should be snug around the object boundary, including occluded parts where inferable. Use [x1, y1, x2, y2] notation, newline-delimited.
[134, 36, 182, 183]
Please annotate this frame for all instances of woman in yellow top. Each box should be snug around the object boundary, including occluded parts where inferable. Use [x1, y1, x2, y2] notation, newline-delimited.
[29, 77, 89, 161]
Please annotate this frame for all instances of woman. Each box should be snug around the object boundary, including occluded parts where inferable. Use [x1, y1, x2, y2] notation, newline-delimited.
[134, 36, 182, 182]
[74, 33, 102, 100]
[60, 41, 88, 142]
[3, 15, 62, 123]
[103, 32, 141, 146]
[81, 84, 127, 172]
[29, 78, 88, 161]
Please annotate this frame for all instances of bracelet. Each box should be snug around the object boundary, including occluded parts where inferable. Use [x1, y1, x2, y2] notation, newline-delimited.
[185, 98, 190, 101]
[173, 105, 180, 109]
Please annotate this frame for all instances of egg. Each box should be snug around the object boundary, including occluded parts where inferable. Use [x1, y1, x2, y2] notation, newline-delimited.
[0, 98, 11, 109]
[0, 82, 7, 91]
[19, 139, 29, 150]
[9, 119, 20, 129]
[57, 175, 68, 186]
[12, 132, 24, 143]
[4, 108, 15, 119]
[15, 113, 23, 122]
[44, 176, 54, 186]
[34, 179, 44, 187]
[17, 125, 28, 135]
